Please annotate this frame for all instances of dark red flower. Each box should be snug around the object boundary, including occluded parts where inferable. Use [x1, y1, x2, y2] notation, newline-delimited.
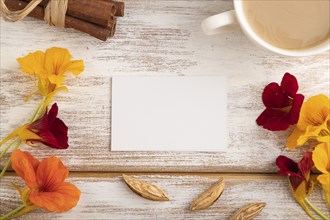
[27, 103, 69, 149]
[276, 153, 318, 219]
[276, 152, 314, 191]
[256, 73, 304, 131]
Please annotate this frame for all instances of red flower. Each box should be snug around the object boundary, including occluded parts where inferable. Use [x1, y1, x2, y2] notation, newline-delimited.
[276, 152, 314, 191]
[0, 103, 68, 149]
[256, 73, 304, 131]
[276, 152, 316, 218]
[27, 103, 69, 149]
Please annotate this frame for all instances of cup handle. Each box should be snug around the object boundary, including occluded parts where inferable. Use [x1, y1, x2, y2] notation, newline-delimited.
[201, 10, 238, 35]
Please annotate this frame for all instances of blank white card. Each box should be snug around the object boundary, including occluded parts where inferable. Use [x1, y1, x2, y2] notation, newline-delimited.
[111, 76, 227, 151]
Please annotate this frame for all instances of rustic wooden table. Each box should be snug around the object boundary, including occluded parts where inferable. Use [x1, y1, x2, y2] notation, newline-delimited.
[1, 0, 329, 219]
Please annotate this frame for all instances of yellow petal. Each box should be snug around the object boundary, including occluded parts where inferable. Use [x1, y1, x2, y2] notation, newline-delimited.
[291, 182, 317, 220]
[317, 174, 330, 186]
[286, 127, 304, 150]
[44, 47, 72, 76]
[297, 94, 330, 131]
[61, 60, 84, 75]
[316, 135, 330, 143]
[48, 74, 65, 86]
[40, 86, 68, 114]
[16, 124, 41, 141]
[17, 50, 45, 77]
[313, 143, 329, 174]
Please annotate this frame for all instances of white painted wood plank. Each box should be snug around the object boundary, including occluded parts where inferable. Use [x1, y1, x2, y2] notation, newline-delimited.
[1, 174, 328, 219]
[1, 0, 329, 172]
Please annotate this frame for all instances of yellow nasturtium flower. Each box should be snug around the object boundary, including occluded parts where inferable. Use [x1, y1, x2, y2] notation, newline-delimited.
[286, 94, 330, 149]
[312, 142, 330, 208]
[17, 47, 84, 110]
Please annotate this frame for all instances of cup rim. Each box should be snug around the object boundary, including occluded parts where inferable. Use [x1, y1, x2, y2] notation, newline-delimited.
[233, 0, 330, 57]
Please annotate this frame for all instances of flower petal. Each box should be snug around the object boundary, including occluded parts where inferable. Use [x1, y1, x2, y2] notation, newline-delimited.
[313, 143, 329, 174]
[297, 94, 330, 130]
[36, 156, 69, 191]
[262, 82, 291, 108]
[29, 182, 80, 212]
[298, 152, 314, 180]
[10, 149, 39, 188]
[291, 181, 317, 219]
[37, 78, 55, 97]
[17, 50, 45, 77]
[41, 86, 68, 114]
[44, 47, 72, 77]
[27, 103, 69, 149]
[286, 127, 304, 150]
[276, 155, 300, 176]
[49, 118, 69, 149]
[62, 60, 84, 75]
[317, 174, 330, 186]
[286, 94, 304, 125]
[47, 103, 59, 124]
[280, 72, 298, 97]
[256, 108, 290, 131]
[48, 74, 65, 86]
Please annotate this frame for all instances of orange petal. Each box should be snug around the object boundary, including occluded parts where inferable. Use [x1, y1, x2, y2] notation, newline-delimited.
[29, 182, 80, 212]
[10, 149, 39, 188]
[35, 156, 69, 191]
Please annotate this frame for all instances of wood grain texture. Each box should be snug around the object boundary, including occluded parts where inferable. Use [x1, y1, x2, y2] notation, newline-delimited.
[1, 173, 328, 219]
[1, 0, 329, 173]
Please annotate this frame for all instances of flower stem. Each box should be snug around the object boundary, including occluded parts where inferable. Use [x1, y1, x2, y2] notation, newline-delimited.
[305, 198, 330, 220]
[0, 140, 22, 179]
[0, 98, 45, 149]
[0, 203, 25, 220]
[0, 139, 17, 158]
[29, 97, 46, 123]
[0, 99, 45, 179]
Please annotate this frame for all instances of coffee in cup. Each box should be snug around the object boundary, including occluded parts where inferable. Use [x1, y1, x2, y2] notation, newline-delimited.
[242, 0, 330, 50]
[201, 0, 330, 56]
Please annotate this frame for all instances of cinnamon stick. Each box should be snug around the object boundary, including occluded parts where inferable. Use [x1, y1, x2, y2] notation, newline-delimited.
[103, 0, 125, 17]
[23, 0, 116, 27]
[109, 17, 117, 37]
[6, 0, 113, 41]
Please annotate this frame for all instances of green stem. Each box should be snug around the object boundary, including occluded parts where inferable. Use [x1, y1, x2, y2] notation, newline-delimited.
[0, 141, 22, 179]
[0, 98, 45, 179]
[29, 97, 46, 123]
[0, 139, 18, 159]
[0, 204, 25, 220]
[0, 98, 45, 148]
[305, 198, 330, 220]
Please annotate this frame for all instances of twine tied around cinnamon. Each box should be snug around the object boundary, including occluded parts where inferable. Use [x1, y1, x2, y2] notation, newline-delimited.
[0, 0, 68, 27]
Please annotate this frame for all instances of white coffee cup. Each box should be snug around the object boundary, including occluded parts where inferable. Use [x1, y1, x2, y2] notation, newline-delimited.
[201, 0, 330, 57]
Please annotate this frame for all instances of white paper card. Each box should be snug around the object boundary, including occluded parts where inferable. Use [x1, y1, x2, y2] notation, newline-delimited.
[111, 76, 227, 151]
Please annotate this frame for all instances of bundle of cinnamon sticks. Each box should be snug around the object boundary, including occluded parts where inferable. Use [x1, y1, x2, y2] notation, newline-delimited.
[5, 0, 125, 41]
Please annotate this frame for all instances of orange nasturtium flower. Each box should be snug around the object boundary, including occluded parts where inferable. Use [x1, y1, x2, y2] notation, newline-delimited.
[313, 142, 330, 208]
[17, 47, 84, 110]
[286, 94, 330, 150]
[5, 149, 80, 219]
